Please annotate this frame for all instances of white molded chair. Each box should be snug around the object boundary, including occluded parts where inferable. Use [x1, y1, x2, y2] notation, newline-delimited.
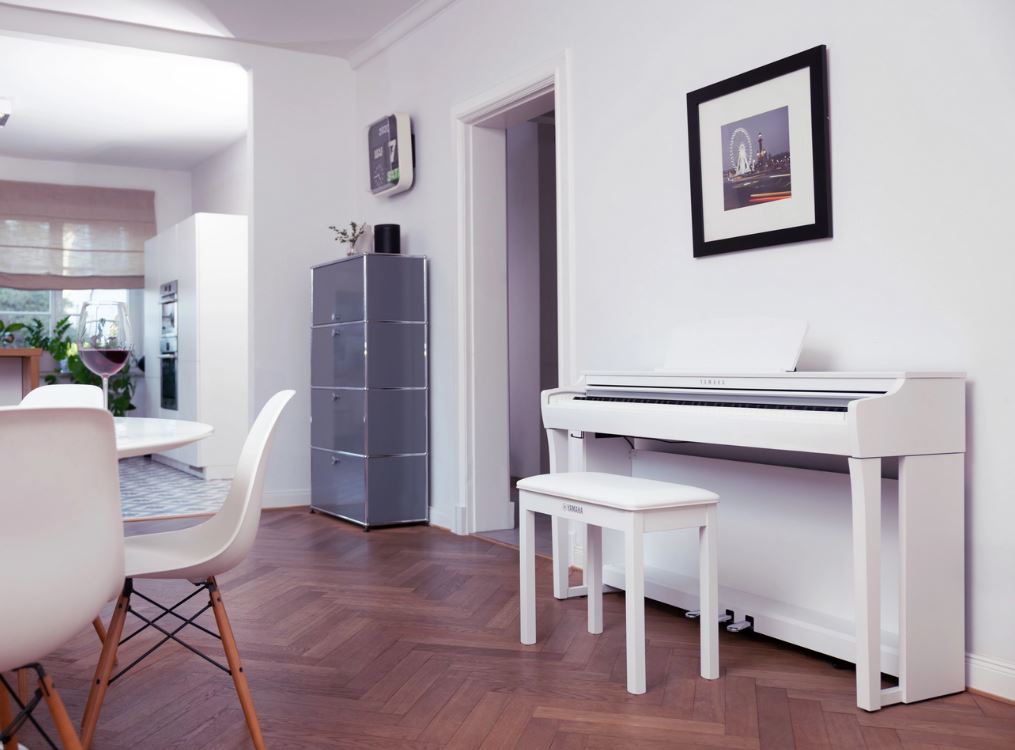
[0, 406, 124, 750]
[81, 390, 295, 750]
[19, 383, 112, 651]
[20, 384, 104, 409]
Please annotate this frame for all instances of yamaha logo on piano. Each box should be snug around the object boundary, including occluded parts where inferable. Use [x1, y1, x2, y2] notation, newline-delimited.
[562, 502, 584, 515]
[700, 378, 726, 386]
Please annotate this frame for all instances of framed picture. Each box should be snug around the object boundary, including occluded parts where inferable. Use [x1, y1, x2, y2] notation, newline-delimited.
[687, 45, 831, 258]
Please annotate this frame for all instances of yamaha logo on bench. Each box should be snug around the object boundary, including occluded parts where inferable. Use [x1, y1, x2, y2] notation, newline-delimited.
[562, 502, 584, 515]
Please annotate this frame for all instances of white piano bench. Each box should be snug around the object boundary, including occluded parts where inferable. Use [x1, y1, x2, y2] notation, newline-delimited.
[516, 471, 720, 694]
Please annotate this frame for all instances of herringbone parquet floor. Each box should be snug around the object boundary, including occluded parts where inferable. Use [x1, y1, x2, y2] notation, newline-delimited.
[9, 509, 1015, 749]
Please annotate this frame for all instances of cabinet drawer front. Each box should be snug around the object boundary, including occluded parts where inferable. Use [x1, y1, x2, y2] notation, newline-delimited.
[365, 455, 428, 525]
[366, 389, 427, 455]
[311, 449, 365, 523]
[311, 324, 366, 387]
[364, 322, 427, 388]
[311, 388, 366, 454]
[313, 257, 364, 325]
[365, 255, 426, 322]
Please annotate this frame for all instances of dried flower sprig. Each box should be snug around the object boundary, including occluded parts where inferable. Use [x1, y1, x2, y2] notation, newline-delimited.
[329, 221, 366, 246]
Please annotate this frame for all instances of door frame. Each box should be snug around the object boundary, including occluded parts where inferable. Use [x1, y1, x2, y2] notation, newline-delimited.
[452, 51, 576, 534]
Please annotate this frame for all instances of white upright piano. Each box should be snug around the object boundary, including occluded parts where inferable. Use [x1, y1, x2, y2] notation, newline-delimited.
[542, 369, 966, 711]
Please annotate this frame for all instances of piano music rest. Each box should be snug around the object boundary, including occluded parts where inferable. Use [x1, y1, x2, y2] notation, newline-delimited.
[517, 472, 720, 694]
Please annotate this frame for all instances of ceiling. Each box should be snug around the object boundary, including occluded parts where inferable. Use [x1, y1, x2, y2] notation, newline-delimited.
[0, 1, 432, 169]
[0, 35, 247, 169]
[3, 0, 426, 57]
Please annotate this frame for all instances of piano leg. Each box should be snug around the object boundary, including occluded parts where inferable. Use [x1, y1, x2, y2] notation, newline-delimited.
[849, 457, 883, 711]
[547, 429, 574, 599]
[552, 432, 590, 599]
[897, 453, 965, 704]
[549, 431, 632, 599]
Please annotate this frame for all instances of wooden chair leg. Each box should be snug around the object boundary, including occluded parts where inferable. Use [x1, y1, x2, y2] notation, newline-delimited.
[208, 578, 266, 750]
[91, 617, 108, 643]
[0, 675, 18, 750]
[16, 668, 28, 709]
[81, 582, 131, 750]
[40, 673, 83, 750]
[91, 616, 118, 667]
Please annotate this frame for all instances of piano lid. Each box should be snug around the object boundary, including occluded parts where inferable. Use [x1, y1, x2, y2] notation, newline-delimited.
[660, 316, 807, 373]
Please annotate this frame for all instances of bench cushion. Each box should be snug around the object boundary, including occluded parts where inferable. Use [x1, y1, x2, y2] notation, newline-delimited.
[516, 472, 718, 510]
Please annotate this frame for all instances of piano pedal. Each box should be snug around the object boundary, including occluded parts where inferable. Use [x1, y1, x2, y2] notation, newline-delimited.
[685, 609, 734, 625]
[726, 615, 755, 633]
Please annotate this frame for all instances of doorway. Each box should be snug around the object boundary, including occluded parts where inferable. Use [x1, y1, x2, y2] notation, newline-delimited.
[452, 54, 575, 536]
[475, 112, 558, 550]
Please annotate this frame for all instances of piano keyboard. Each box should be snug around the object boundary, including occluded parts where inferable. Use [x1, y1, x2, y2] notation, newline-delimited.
[574, 395, 848, 412]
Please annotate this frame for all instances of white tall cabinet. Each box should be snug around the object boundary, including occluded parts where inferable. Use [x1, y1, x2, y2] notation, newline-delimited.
[143, 212, 248, 479]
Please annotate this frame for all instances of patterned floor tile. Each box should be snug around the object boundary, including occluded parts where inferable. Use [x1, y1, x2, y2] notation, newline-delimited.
[119, 456, 228, 519]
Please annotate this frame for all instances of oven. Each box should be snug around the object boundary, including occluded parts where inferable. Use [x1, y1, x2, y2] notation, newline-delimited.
[159, 280, 178, 410]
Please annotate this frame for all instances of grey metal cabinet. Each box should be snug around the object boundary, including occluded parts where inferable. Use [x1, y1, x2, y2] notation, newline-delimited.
[310, 254, 428, 528]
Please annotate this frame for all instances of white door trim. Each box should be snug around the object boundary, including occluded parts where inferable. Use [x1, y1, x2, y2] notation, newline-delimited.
[452, 51, 576, 535]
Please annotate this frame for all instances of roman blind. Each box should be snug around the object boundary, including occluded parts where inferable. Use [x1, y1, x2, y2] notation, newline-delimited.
[0, 179, 155, 290]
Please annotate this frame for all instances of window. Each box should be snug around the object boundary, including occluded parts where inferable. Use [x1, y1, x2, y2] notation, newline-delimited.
[0, 287, 51, 330]
[0, 287, 138, 347]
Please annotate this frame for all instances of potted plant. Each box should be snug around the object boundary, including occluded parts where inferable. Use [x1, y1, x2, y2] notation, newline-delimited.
[329, 221, 369, 255]
[0, 319, 26, 346]
[24, 316, 73, 377]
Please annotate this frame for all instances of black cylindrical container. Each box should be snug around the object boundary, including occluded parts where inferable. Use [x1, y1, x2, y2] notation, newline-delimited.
[374, 224, 401, 254]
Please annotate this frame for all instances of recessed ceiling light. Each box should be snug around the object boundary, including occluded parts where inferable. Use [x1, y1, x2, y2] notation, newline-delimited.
[0, 99, 10, 127]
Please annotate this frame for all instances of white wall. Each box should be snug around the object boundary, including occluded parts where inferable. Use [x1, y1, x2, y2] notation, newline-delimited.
[352, 0, 1015, 697]
[0, 5, 357, 509]
[191, 136, 249, 215]
[0, 153, 192, 232]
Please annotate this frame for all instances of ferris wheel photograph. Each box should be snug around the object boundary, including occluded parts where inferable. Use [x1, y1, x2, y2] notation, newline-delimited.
[720, 105, 792, 211]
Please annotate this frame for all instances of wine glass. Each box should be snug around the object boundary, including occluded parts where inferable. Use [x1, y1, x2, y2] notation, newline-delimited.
[77, 301, 133, 409]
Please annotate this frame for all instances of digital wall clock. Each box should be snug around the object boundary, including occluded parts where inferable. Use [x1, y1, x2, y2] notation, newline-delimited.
[368, 112, 414, 197]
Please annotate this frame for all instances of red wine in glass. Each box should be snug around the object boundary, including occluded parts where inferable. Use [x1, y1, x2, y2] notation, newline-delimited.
[79, 348, 130, 377]
[77, 301, 133, 409]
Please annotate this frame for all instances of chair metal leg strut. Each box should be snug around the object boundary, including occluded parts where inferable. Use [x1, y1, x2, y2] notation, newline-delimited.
[2, 664, 82, 750]
[79, 577, 265, 750]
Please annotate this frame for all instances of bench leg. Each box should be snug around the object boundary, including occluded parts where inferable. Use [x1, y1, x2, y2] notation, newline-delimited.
[624, 514, 646, 694]
[699, 506, 719, 680]
[519, 502, 537, 645]
[586, 524, 603, 634]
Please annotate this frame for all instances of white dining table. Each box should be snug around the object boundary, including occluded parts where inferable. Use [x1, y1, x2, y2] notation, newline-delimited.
[114, 417, 213, 459]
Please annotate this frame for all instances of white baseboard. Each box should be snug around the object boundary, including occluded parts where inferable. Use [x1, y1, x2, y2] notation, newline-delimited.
[428, 504, 469, 534]
[429, 503, 457, 532]
[263, 488, 310, 509]
[967, 653, 1015, 702]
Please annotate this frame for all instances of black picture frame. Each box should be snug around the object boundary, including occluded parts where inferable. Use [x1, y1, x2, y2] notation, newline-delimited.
[687, 45, 831, 258]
